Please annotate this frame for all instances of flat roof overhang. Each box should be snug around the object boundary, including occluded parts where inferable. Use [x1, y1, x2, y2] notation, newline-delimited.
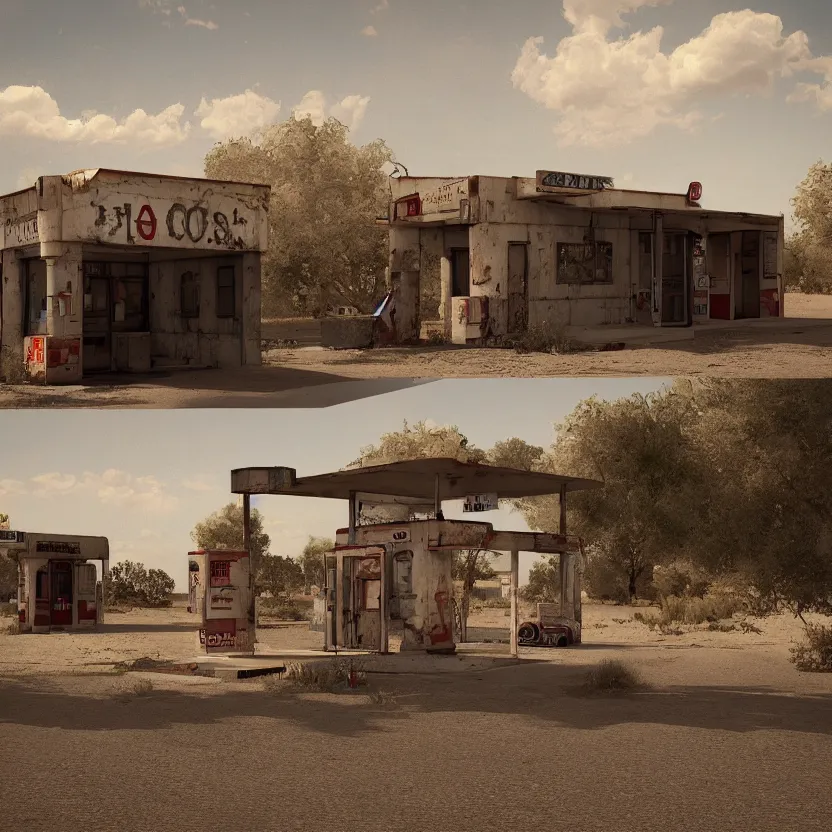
[230, 458, 602, 502]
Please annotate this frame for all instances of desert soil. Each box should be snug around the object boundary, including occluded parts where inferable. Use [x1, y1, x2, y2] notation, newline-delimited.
[266, 293, 832, 380]
[0, 295, 830, 409]
[2, 603, 830, 831]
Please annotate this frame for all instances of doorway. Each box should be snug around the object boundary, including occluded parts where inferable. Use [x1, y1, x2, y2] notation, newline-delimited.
[450, 249, 470, 298]
[737, 232, 761, 319]
[661, 233, 689, 325]
[507, 243, 529, 333]
[83, 261, 149, 373]
[50, 561, 73, 627]
[326, 547, 387, 652]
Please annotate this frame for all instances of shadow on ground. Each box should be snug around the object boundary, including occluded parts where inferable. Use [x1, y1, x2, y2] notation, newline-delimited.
[2, 662, 830, 739]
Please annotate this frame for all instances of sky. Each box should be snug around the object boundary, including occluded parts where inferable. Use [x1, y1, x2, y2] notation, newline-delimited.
[0, 377, 668, 589]
[0, 0, 830, 229]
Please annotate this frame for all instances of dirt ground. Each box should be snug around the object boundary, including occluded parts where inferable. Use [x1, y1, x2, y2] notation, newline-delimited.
[2, 604, 830, 831]
[267, 293, 832, 379]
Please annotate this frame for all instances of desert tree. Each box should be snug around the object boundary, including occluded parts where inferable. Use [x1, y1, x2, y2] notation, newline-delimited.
[786, 160, 832, 294]
[204, 115, 394, 316]
[681, 379, 832, 617]
[0, 512, 17, 601]
[518, 387, 705, 601]
[191, 502, 271, 586]
[297, 536, 334, 592]
[108, 561, 175, 608]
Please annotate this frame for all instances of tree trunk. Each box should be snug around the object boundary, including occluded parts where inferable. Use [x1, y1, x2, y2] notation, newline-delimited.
[629, 570, 638, 602]
[460, 591, 470, 643]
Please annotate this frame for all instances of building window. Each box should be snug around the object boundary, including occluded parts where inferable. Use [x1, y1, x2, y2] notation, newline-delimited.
[556, 241, 613, 285]
[25, 259, 47, 336]
[35, 569, 48, 600]
[210, 560, 231, 587]
[217, 266, 235, 318]
[180, 271, 199, 318]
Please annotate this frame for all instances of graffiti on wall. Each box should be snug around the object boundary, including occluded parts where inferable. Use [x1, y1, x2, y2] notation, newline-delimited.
[92, 201, 252, 249]
[428, 574, 452, 646]
[26, 337, 45, 366]
[4, 216, 39, 247]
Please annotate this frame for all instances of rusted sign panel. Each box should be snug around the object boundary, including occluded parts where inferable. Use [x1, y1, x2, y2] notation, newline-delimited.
[420, 178, 468, 215]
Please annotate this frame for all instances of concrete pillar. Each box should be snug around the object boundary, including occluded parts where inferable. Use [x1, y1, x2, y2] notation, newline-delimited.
[0, 251, 26, 382]
[241, 252, 262, 365]
[243, 494, 256, 649]
[653, 215, 663, 326]
[101, 558, 108, 625]
[440, 254, 452, 338]
[509, 548, 519, 658]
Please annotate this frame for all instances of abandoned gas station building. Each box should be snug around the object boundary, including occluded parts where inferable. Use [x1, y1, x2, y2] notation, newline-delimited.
[0, 169, 269, 384]
[1, 530, 109, 632]
[386, 171, 785, 344]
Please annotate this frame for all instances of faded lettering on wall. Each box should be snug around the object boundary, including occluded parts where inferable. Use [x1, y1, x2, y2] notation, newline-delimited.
[4, 216, 39, 247]
[91, 200, 252, 249]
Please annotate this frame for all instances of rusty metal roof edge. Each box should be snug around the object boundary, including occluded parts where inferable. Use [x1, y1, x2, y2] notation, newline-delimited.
[64, 168, 272, 192]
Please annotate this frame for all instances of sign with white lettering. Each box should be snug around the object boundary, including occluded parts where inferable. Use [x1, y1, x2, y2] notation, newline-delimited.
[536, 171, 613, 193]
[463, 493, 498, 513]
[420, 178, 469, 215]
[0, 530, 25, 544]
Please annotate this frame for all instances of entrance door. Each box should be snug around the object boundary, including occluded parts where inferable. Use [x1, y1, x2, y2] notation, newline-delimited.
[450, 249, 470, 298]
[507, 244, 528, 333]
[83, 273, 111, 372]
[661, 233, 689, 325]
[50, 561, 73, 627]
[327, 547, 387, 652]
[738, 232, 761, 319]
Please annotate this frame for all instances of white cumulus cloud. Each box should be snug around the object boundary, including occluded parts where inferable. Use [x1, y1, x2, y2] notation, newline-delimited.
[30, 469, 179, 514]
[293, 90, 371, 131]
[195, 88, 281, 139]
[512, 1, 825, 147]
[0, 85, 190, 146]
[362, 25, 378, 37]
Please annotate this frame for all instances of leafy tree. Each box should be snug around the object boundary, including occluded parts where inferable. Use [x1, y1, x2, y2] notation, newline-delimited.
[519, 388, 703, 601]
[353, 420, 487, 467]
[204, 115, 394, 316]
[297, 536, 333, 592]
[258, 554, 304, 599]
[0, 512, 17, 601]
[486, 438, 545, 471]
[108, 561, 175, 608]
[191, 502, 271, 579]
[452, 550, 495, 642]
[680, 379, 832, 617]
[786, 160, 832, 294]
[522, 557, 562, 605]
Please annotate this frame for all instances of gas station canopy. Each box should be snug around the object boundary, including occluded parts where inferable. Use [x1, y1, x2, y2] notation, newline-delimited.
[230, 458, 602, 502]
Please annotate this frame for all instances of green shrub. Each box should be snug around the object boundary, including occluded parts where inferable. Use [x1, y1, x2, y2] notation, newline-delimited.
[482, 597, 511, 609]
[790, 625, 832, 672]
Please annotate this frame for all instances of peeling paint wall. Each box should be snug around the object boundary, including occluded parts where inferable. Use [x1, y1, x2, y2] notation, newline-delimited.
[149, 253, 259, 368]
[0, 170, 268, 382]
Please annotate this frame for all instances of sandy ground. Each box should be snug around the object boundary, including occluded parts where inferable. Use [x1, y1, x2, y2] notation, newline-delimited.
[2, 604, 830, 831]
[0, 296, 830, 408]
[268, 295, 832, 379]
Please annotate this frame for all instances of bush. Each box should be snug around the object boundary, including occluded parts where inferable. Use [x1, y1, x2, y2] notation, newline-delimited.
[0, 601, 16, 618]
[258, 596, 312, 621]
[284, 658, 366, 692]
[582, 659, 643, 694]
[482, 597, 511, 609]
[660, 593, 744, 625]
[108, 561, 175, 608]
[790, 625, 832, 672]
[504, 322, 582, 356]
[652, 560, 711, 599]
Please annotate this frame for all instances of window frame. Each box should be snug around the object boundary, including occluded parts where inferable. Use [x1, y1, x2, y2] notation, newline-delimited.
[556, 240, 614, 286]
[216, 266, 236, 319]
